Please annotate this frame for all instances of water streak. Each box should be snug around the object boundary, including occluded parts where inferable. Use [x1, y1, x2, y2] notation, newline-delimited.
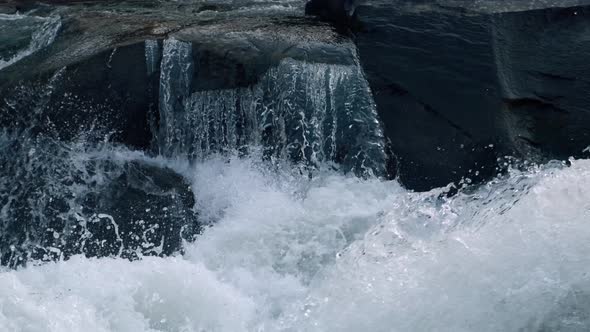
[158, 38, 194, 157]
[157, 38, 387, 176]
[145, 39, 161, 76]
[0, 15, 61, 70]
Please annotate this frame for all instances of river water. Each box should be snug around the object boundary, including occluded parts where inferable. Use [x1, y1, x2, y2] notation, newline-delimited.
[1, 1, 590, 331]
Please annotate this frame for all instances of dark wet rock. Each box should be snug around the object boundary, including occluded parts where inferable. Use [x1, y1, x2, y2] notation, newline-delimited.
[306, 0, 590, 190]
[0, 43, 157, 150]
[0, 4, 17, 14]
[351, 1, 510, 190]
[80, 160, 199, 260]
[305, 0, 355, 26]
[0, 0, 39, 14]
[0, 131, 199, 268]
[307, 1, 504, 190]
[494, 5, 590, 160]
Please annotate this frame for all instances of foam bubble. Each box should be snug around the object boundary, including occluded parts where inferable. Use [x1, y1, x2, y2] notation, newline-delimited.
[0, 256, 255, 332]
[1, 156, 590, 331]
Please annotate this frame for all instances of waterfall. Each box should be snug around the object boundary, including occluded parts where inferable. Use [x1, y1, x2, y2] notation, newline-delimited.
[158, 38, 194, 158]
[145, 39, 161, 76]
[154, 38, 387, 176]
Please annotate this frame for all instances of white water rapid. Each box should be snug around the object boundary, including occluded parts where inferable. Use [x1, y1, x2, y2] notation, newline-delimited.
[1, 151, 589, 332]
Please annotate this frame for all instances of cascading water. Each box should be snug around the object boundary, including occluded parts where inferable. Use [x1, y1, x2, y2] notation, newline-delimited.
[158, 39, 195, 159]
[156, 38, 387, 177]
[1, 2, 590, 331]
[145, 39, 161, 77]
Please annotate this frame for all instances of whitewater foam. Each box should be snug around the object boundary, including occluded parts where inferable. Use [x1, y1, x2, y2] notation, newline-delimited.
[1, 155, 590, 331]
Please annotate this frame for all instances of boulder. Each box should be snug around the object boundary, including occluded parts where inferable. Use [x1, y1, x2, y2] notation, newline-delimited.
[0, 132, 199, 268]
[306, 0, 590, 190]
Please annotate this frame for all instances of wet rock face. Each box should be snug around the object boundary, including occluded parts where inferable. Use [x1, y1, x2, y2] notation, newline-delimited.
[0, 132, 199, 268]
[0, 43, 157, 150]
[0, 5, 17, 14]
[306, 0, 590, 190]
[494, 5, 590, 159]
[86, 161, 199, 259]
[353, 3, 506, 190]
[305, 0, 354, 25]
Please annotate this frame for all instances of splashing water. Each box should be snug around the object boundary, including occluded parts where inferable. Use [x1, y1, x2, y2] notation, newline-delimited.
[157, 38, 387, 177]
[1, 153, 589, 331]
[0, 131, 199, 265]
[0, 15, 61, 71]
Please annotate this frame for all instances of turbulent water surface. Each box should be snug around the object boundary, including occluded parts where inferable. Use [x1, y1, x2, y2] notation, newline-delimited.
[1, 0, 590, 331]
[0, 14, 61, 70]
[1, 153, 590, 331]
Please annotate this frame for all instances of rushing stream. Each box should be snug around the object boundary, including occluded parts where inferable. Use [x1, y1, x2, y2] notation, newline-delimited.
[1, 1, 590, 331]
[1, 152, 590, 331]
